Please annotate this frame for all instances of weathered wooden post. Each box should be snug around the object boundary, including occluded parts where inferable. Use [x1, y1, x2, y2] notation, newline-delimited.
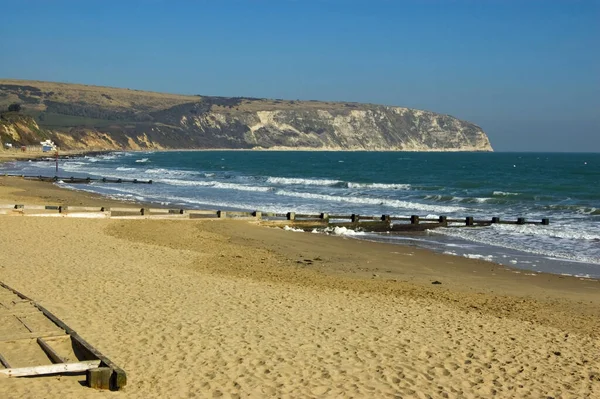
[140, 208, 146, 216]
[517, 217, 526, 225]
[351, 214, 360, 223]
[217, 210, 226, 218]
[252, 211, 262, 219]
[465, 216, 474, 226]
[320, 212, 329, 221]
[541, 218, 550, 225]
[286, 212, 295, 221]
[410, 215, 419, 225]
[491, 217, 500, 223]
[438, 215, 447, 224]
[87, 367, 112, 390]
[148, 180, 153, 184]
[133, 179, 138, 183]
[381, 214, 390, 222]
[58, 206, 63, 214]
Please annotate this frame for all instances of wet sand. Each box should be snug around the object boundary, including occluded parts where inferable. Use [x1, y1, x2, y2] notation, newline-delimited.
[0, 176, 598, 398]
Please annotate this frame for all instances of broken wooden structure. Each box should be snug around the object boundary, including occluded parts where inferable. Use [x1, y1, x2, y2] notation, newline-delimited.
[258, 212, 550, 232]
[0, 282, 126, 390]
[0, 202, 549, 231]
[3, 173, 152, 184]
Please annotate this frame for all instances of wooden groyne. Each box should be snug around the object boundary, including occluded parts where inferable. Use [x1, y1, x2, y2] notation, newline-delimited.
[260, 212, 549, 232]
[0, 281, 126, 390]
[2, 174, 153, 184]
[0, 203, 550, 231]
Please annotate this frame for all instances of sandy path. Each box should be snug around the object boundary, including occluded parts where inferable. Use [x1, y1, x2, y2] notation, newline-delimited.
[0, 216, 598, 399]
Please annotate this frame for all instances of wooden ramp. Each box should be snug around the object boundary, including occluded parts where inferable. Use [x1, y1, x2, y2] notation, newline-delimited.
[0, 282, 126, 390]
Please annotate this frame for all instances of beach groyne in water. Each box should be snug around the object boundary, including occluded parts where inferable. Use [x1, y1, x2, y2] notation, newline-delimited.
[0, 203, 549, 231]
[2, 174, 153, 184]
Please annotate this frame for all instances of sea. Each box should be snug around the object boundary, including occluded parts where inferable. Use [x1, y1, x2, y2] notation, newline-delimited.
[2, 151, 599, 279]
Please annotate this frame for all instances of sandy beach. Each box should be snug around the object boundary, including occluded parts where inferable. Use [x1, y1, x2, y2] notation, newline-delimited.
[0, 176, 598, 398]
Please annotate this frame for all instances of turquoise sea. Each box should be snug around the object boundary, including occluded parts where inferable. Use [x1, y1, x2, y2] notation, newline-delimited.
[4, 151, 599, 278]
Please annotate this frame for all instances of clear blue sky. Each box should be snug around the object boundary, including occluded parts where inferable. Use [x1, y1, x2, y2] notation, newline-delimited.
[1, 0, 598, 151]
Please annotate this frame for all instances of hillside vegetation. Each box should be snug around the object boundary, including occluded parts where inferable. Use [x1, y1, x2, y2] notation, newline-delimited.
[0, 79, 493, 151]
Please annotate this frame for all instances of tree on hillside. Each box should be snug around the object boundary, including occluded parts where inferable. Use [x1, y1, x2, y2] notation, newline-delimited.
[8, 103, 21, 112]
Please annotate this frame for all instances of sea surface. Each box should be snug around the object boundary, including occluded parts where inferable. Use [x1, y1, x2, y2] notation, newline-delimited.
[3, 151, 599, 278]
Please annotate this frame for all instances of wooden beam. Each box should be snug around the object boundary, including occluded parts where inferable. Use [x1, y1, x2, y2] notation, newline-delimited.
[0, 331, 67, 343]
[0, 360, 101, 377]
[37, 337, 67, 364]
[14, 315, 35, 332]
[0, 352, 11, 368]
[0, 310, 41, 317]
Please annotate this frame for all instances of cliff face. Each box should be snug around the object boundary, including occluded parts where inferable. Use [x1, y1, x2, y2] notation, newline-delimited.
[0, 80, 493, 151]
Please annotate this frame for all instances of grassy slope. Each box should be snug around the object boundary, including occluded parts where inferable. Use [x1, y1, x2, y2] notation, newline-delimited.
[0, 79, 368, 117]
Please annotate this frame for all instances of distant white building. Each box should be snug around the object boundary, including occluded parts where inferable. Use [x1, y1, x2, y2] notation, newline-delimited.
[40, 139, 57, 152]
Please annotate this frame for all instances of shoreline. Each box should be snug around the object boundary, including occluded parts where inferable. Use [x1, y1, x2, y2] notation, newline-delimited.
[0, 148, 112, 164]
[0, 175, 598, 304]
[0, 175, 598, 397]
[1, 169, 598, 282]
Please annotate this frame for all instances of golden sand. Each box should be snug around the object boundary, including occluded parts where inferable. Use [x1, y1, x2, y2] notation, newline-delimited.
[0, 177, 598, 398]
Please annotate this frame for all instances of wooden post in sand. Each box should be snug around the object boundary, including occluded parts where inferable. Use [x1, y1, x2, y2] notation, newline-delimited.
[217, 210, 226, 218]
[541, 218, 550, 225]
[465, 216, 474, 226]
[410, 215, 419, 225]
[320, 213, 329, 221]
[286, 212, 295, 221]
[492, 217, 500, 224]
[351, 214, 360, 223]
[438, 216, 447, 224]
[252, 211, 262, 219]
[87, 367, 112, 390]
[517, 217, 526, 225]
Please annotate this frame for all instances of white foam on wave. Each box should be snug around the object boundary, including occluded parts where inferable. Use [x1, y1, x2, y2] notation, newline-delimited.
[323, 226, 365, 236]
[116, 167, 137, 171]
[347, 182, 411, 190]
[275, 190, 465, 213]
[143, 168, 200, 178]
[283, 225, 304, 232]
[432, 224, 600, 265]
[135, 158, 149, 163]
[266, 177, 341, 186]
[493, 191, 519, 196]
[490, 223, 600, 241]
[160, 179, 271, 192]
[265, 177, 412, 191]
[464, 253, 495, 261]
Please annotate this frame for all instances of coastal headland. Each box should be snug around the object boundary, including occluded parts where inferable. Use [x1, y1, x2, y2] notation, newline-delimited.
[0, 175, 598, 398]
[0, 79, 493, 152]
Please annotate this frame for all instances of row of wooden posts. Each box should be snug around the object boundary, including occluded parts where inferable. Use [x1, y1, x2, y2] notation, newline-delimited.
[4, 174, 153, 184]
[2, 204, 550, 231]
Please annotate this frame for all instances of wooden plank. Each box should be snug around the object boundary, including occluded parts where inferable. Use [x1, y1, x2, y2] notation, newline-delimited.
[0, 359, 101, 377]
[14, 315, 35, 332]
[0, 352, 11, 368]
[37, 337, 67, 364]
[0, 331, 66, 343]
[0, 310, 40, 317]
[65, 206, 104, 212]
[108, 207, 142, 213]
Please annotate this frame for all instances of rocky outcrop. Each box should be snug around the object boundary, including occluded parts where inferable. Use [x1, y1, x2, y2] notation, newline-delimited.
[0, 80, 493, 151]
